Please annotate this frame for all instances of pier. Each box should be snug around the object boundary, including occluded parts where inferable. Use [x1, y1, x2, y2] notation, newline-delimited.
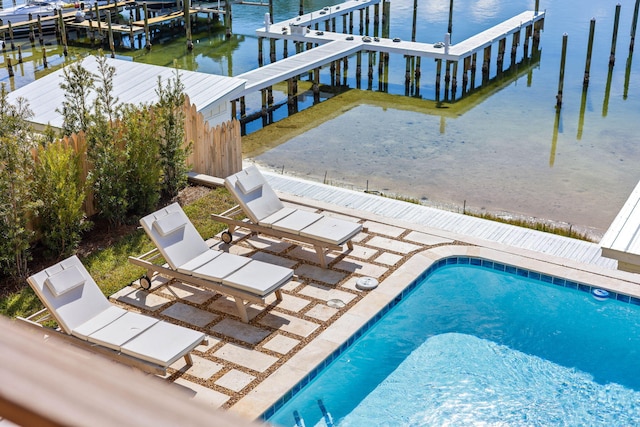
[232, 0, 545, 129]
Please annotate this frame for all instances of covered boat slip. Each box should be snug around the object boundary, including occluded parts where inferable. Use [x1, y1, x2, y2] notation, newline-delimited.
[601, 180, 640, 273]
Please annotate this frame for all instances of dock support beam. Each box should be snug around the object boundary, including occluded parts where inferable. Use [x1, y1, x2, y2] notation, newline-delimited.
[435, 58, 442, 104]
[482, 45, 491, 84]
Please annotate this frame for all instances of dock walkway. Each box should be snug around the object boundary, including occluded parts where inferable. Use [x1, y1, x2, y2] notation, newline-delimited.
[262, 171, 616, 270]
[236, 8, 544, 97]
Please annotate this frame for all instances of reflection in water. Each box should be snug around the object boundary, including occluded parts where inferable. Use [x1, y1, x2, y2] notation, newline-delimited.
[550, 107, 561, 167]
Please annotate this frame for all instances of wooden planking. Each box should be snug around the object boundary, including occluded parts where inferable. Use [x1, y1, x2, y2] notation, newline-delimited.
[263, 171, 617, 269]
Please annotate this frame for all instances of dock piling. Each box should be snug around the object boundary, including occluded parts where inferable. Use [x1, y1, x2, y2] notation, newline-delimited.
[584, 18, 595, 87]
[609, 3, 621, 67]
[6, 56, 13, 77]
[556, 33, 568, 108]
[631, 0, 639, 52]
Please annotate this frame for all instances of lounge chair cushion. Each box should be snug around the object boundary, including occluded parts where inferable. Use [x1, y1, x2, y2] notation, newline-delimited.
[271, 209, 323, 233]
[190, 252, 252, 282]
[121, 321, 205, 367]
[44, 266, 86, 297]
[300, 216, 362, 245]
[222, 261, 293, 296]
[72, 305, 128, 340]
[85, 311, 159, 351]
[236, 165, 266, 194]
[258, 207, 296, 227]
[177, 249, 223, 274]
[153, 211, 187, 237]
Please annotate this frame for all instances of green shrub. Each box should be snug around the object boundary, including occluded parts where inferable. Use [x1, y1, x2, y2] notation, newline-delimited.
[120, 104, 162, 216]
[155, 70, 191, 198]
[0, 84, 40, 281]
[35, 140, 91, 258]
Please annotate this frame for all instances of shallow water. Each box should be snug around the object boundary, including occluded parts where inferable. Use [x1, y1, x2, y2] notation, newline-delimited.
[2, 0, 639, 235]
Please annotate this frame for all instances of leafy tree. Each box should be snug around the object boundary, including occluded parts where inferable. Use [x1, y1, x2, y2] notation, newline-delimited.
[34, 140, 91, 258]
[155, 70, 191, 198]
[58, 60, 95, 135]
[0, 84, 41, 281]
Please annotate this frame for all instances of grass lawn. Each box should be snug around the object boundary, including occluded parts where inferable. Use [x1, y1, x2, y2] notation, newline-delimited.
[0, 186, 237, 320]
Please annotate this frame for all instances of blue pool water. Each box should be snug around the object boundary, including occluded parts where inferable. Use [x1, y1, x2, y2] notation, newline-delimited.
[267, 259, 640, 426]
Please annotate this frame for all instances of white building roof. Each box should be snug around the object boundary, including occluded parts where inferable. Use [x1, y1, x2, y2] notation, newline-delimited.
[7, 55, 246, 130]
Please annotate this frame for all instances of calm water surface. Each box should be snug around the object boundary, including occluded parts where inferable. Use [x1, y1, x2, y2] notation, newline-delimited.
[2, 0, 639, 235]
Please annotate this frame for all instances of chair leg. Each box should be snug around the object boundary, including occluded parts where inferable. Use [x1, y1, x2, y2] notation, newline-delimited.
[315, 245, 327, 268]
[347, 240, 354, 250]
[275, 289, 283, 302]
[184, 353, 194, 366]
[234, 297, 250, 323]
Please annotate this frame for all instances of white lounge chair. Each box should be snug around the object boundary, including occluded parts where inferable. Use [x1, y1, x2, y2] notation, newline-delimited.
[129, 202, 294, 323]
[22, 255, 207, 375]
[213, 165, 363, 268]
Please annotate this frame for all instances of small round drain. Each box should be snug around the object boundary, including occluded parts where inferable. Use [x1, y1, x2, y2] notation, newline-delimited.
[356, 277, 379, 290]
[327, 299, 346, 308]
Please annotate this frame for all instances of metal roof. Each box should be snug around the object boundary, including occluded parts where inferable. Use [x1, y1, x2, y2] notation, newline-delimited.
[8, 55, 246, 130]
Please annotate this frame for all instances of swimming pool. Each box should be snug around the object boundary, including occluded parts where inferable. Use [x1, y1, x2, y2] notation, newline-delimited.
[266, 258, 640, 426]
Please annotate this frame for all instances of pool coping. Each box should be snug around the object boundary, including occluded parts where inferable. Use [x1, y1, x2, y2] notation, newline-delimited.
[230, 244, 640, 420]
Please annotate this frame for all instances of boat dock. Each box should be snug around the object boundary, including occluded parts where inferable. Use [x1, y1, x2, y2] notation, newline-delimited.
[233, 0, 545, 125]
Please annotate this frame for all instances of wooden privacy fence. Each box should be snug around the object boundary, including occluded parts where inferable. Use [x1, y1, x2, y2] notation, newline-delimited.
[183, 96, 242, 178]
[34, 97, 242, 217]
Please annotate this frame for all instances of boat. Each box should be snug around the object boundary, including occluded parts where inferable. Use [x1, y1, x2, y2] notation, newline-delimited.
[0, 0, 70, 25]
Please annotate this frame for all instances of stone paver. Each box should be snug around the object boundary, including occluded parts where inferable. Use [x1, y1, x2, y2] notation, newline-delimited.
[164, 282, 216, 305]
[305, 303, 339, 321]
[367, 236, 422, 254]
[333, 258, 389, 278]
[171, 354, 224, 379]
[262, 334, 300, 354]
[210, 318, 272, 345]
[259, 311, 320, 338]
[208, 297, 263, 321]
[214, 343, 278, 373]
[173, 378, 229, 409]
[362, 221, 405, 237]
[299, 283, 357, 304]
[404, 230, 455, 246]
[215, 369, 256, 392]
[346, 245, 378, 260]
[161, 302, 219, 328]
[275, 294, 312, 313]
[244, 235, 293, 253]
[111, 287, 170, 311]
[296, 264, 347, 285]
[375, 252, 404, 266]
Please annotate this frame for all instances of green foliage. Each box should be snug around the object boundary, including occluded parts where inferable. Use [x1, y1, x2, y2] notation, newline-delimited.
[119, 104, 162, 216]
[87, 115, 130, 226]
[155, 69, 191, 198]
[35, 141, 92, 258]
[0, 84, 41, 281]
[58, 60, 95, 135]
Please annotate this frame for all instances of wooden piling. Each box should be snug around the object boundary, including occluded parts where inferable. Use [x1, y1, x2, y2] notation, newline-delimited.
[29, 23, 35, 45]
[225, 0, 232, 39]
[373, 3, 379, 37]
[42, 47, 47, 68]
[258, 37, 263, 66]
[523, 25, 531, 59]
[583, 18, 596, 87]
[411, 0, 417, 42]
[451, 61, 458, 100]
[462, 56, 470, 94]
[435, 58, 442, 104]
[510, 31, 519, 67]
[415, 56, 421, 97]
[444, 60, 451, 101]
[356, 51, 362, 89]
[185, 0, 192, 51]
[359, 9, 363, 35]
[106, 11, 115, 58]
[497, 38, 506, 74]
[343, 56, 349, 86]
[609, 3, 621, 67]
[57, 9, 67, 56]
[17, 45, 22, 63]
[367, 51, 374, 90]
[6, 56, 13, 77]
[481, 45, 491, 83]
[448, 0, 454, 40]
[38, 16, 43, 45]
[261, 89, 268, 127]
[299, 0, 304, 16]
[313, 67, 320, 104]
[8, 22, 14, 50]
[382, 0, 391, 39]
[143, 3, 150, 50]
[283, 39, 288, 58]
[631, 0, 639, 51]
[404, 55, 411, 95]
[470, 52, 477, 90]
[556, 33, 568, 108]
[343, 14, 347, 34]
